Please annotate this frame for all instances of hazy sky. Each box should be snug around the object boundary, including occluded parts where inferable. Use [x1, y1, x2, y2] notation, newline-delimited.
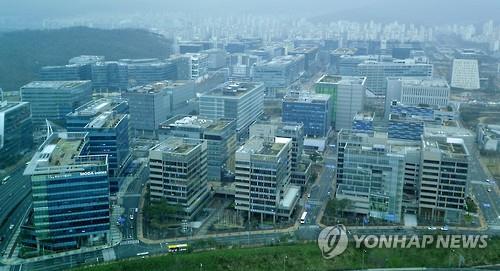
[0, 0, 498, 25]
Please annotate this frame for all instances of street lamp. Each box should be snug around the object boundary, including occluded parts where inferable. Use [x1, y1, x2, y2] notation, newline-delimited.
[362, 249, 366, 269]
[283, 255, 288, 271]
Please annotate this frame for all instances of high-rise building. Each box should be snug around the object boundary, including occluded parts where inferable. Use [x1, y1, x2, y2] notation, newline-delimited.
[450, 59, 480, 90]
[39, 64, 89, 81]
[20, 81, 92, 127]
[200, 49, 227, 71]
[315, 75, 366, 130]
[249, 121, 311, 188]
[66, 98, 128, 132]
[184, 53, 209, 80]
[419, 137, 469, 223]
[282, 92, 332, 137]
[23, 132, 110, 252]
[253, 55, 305, 97]
[120, 58, 176, 87]
[123, 81, 172, 137]
[287, 46, 319, 74]
[234, 137, 300, 222]
[199, 82, 264, 141]
[158, 115, 237, 181]
[149, 137, 210, 220]
[0, 101, 33, 166]
[358, 59, 433, 96]
[336, 130, 405, 223]
[91, 61, 129, 91]
[228, 53, 261, 81]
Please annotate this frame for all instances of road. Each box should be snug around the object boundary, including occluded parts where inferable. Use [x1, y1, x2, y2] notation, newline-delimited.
[0, 167, 31, 256]
[467, 144, 500, 228]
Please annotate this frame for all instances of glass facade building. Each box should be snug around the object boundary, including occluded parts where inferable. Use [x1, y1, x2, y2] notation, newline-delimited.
[24, 132, 110, 252]
[282, 92, 331, 137]
[0, 101, 33, 166]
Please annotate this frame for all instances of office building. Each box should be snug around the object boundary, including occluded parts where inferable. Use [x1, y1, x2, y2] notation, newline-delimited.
[228, 53, 261, 81]
[199, 82, 265, 141]
[234, 137, 300, 222]
[149, 137, 210, 220]
[201, 49, 227, 70]
[253, 55, 305, 97]
[249, 121, 311, 188]
[477, 124, 500, 153]
[158, 115, 237, 181]
[39, 64, 89, 81]
[358, 59, 433, 96]
[120, 58, 176, 87]
[352, 112, 375, 134]
[66, 98, 128, 132]
[91, 61, 129, 91]
[287, 46, 319, 73]
[123, 81, 172, 137]
[85, 112, 129, 192]
[0, 101, 33, 166]
[336, 130, 405, 223]
[419, 137, 469, 223]
[24, 132, 110, 252]
[282, 92, 332, 137]
[385, 78, 450, 118]
[21, 81, 92, 127]
[451, 59, 480, 90]
[315, 75, 366, 130]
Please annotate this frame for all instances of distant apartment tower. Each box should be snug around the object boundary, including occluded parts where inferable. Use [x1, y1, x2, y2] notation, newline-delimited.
[282, 92, 332, 137]
[386, 78, 450, 118]
[158, 115, 237, 181]
[450, 59, 480, 90]
[123, 81, 172, 138]
[199, 82, 265, 141]
[0, 101, 33, 166]
[149, 137, 210, 220]
[315, 75, 366, 130]
[358, 59, 433, 96]
[253, 55, 305, 97]
[419, 137, 469, 223]
[24, 132, 110, 252]
[234, 137, 300, 222]
[336, 130, 405, 223]
[20, 81, 92, 127]
[185, 53, 209, 80]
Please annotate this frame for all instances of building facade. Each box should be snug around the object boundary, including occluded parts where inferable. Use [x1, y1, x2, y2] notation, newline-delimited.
[451, 59, 480, 90]
[149, 137, 210, 220]
[23, 132, 110, 252]
[0, 101, 33, 166]
[21, 81, 93, 128]
[282, 92, 332, 137]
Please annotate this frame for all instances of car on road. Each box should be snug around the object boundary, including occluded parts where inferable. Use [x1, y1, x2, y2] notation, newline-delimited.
[135, 208, 138, 213]
[485, 179, 491, 183]
[307, 193, 311, 198]
[483, 203, 491, 208]
[129, 214, 134, 220]
[440, 226, 449, 231]
[9, 224, 14, 230]
[427, 226, 437, 230]
[487, 188, 492, 192]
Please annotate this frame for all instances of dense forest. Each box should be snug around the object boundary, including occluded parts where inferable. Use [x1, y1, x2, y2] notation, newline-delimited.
[0, 27, 172, 91]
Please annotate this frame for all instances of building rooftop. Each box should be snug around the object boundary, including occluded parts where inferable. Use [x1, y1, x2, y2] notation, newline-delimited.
[237, 137, 290, 157]
[127, 81, 172, 94]
[69, 55, 105, 65]
[160, 115, 233, 132]
[316, 74, 366, 85]
[479, 124, 500, 139]
[203, 81, 263, 98]
[151, 137, 204, 155]
[423, 137, 468, 157]
[262, 55, 304, 67]
[354, 112, 375, 121]
[288, 46, 318, 54]
[86, 112, 126, 129]
[0, 101, 28, 112]
[331, 48, 357, 55]
[401, 78, 450, 88]
[68, 98, 125, 117]
[283, 91, 331, 103]
[21, 81, 91, 90]
[24, 132, 108, 176]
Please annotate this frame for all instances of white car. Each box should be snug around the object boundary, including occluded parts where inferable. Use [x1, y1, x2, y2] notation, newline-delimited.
[440, 226, 449, 231]
[9, 224, 14, 230]
[427, 226, 437, 230]
[487, 188, 492, 192]
[129, 214, 134, 220]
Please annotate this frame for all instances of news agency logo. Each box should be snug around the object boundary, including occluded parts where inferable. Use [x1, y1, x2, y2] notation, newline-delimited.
[317, 224, 349, 259]
[318, 224, 489, 259]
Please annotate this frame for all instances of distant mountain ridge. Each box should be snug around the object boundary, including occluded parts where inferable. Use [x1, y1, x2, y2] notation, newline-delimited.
[0, 27, 172, 91]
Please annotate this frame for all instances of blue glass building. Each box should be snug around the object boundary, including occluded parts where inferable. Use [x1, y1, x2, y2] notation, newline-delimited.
[282, 92, 332, 137]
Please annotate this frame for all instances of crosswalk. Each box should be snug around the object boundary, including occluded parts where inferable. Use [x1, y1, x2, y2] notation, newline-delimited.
[120, 239, 140, 245]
